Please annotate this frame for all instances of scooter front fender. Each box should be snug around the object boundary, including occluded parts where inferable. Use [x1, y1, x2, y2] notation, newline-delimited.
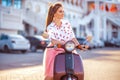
[54, 53, 84, 80]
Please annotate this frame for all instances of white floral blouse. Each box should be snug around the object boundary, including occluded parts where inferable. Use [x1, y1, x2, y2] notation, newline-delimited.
[47, 19, 75, 42]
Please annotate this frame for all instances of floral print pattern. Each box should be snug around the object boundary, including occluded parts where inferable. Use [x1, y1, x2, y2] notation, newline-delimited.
[47, 19, 75, 42]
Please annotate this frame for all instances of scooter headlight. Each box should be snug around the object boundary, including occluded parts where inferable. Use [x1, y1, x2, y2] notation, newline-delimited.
[65, 41, 75, 52]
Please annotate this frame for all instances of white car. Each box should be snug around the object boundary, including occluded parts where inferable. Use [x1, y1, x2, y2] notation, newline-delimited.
[96, 40, 105, 48]
[90, 39, 98, 48]
[0, 34, 30, 53]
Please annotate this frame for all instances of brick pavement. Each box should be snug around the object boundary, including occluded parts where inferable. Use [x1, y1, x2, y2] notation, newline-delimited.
[0, 65, 44, 80]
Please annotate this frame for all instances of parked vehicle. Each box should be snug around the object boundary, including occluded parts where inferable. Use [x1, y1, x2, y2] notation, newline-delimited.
[47, 40, 87, 80]
[115, 41, 120, 47]
[105, 39, 120, 47]
[0, 34, 30, 53]
[96, 40, 105, 48]
[76, 37, 86, 45]
[90, 39, 104, 48]
[25, 35, 49, 52]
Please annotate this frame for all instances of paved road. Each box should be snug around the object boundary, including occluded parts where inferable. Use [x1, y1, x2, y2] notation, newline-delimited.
[0, 47, 120, 80]
[82, 48, 120, 80]
[0, 50, 43, 70]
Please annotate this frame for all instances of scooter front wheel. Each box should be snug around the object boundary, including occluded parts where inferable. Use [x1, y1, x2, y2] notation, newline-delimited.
[61, 75, 78, 80]
[67, 75, 72, 80]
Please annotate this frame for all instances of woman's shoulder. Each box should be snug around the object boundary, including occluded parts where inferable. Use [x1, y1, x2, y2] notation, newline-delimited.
[47, 22, 55, 30]
[61, 19, 70, 25]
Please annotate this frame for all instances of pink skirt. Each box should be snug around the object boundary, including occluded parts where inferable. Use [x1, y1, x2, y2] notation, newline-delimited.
[43, 43, 64, 77]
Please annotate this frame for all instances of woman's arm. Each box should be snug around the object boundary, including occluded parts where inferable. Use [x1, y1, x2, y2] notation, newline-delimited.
[51, 39, 65, 45]
[72, 38, 83, 49]
[72, 38, 79, 46]
[42, 31, 49, 39]
[51, 38, 79, 46]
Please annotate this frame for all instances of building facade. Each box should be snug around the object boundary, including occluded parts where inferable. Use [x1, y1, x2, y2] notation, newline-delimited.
[0, 0, 25, 34]
[0, 0, 120, 42]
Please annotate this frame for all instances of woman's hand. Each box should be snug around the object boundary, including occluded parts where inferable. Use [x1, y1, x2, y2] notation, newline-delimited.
[76, 44, 82, 50]
[42, 31, 49, 39]
[76, 44, 89, 50]
[81, 45, 89, 50]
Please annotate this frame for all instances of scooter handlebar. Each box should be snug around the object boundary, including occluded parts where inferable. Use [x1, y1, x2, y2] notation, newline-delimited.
[46, 44, 63, 48]
[47, 40, 90, 51]
[76, 45, 83, 50]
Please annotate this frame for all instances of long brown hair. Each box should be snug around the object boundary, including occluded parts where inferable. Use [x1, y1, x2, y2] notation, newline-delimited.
[45, 2, 63, 31]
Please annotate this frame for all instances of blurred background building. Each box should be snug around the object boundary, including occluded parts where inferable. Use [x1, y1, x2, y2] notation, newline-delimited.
[0, 0, 120, 43]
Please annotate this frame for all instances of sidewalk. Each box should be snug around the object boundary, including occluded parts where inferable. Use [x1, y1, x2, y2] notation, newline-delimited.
[0, 65, 44, 80]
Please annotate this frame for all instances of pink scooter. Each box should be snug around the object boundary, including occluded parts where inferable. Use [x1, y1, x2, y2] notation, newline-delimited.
[47, 40, 89, 80]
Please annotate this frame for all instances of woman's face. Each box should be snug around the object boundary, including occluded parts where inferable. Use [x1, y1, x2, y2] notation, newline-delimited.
[54, 7, 64, 19]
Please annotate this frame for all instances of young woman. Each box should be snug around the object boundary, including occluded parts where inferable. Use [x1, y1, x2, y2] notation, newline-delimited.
[43, 2, 84, 80]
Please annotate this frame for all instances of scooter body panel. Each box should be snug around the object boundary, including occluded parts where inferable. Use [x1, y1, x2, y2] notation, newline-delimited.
[54, 53, 66, 80]
[54, 52, 84, 80]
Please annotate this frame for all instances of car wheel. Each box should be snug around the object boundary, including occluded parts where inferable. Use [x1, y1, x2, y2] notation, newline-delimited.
[4, 45, 10, 53]
[21, 50, 27, 53]
[31, 46, 37, 52]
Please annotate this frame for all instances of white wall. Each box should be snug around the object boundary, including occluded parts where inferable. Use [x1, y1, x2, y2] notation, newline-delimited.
[0, 6, 24, 34]
[107, 22, 112, 40]
[118, 28, 120, 40]
[103, 16, 107, 41]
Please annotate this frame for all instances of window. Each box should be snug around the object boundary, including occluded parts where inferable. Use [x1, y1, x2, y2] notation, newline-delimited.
[26, 2, 32, 10]
[0, 35, 1, 40]
[14, 0, 21, 9]
[68, 14, 71, 19]
[2, 0, 21, 9]
[1, 35, 8, 40]
[2, 0, 12, 7]
[73, 15, 75, 19]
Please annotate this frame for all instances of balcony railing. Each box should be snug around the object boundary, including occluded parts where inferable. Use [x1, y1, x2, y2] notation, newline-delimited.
[23, 9, 45, 31]
[0, 6, 24, 30]
[106, 12, 120, 26]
